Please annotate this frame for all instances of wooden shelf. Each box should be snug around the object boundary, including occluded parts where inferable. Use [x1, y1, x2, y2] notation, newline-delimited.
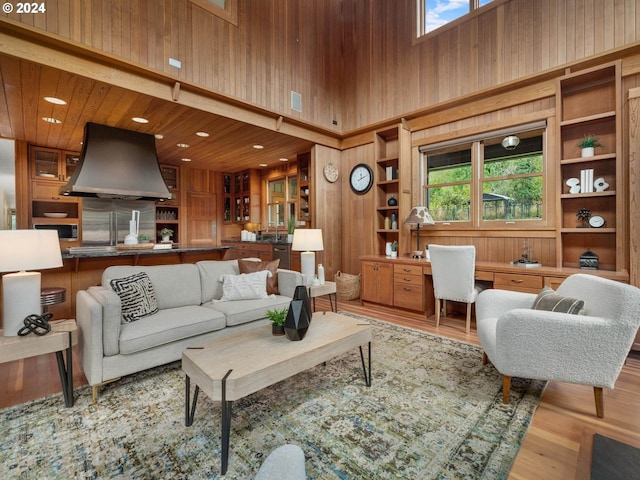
[560, 111, 616, 127]
[560, 191, 616, 199]
[560, 153, 616, 165]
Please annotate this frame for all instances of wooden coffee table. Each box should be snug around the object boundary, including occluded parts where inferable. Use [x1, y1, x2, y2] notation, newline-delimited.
[182, 311, 372, 474]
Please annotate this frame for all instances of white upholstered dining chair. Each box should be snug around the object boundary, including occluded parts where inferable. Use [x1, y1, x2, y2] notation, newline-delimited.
[428, 244, 486, 334]
[476, 274, 640, 418]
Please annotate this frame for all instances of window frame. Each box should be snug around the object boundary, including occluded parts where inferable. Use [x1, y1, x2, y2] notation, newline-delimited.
[188, 0, 238, 26]
[420, 123, 549, 229]
[266, 175, 297, 228]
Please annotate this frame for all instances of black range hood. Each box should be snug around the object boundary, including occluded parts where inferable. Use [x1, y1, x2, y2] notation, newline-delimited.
[59, 122, 172, 201]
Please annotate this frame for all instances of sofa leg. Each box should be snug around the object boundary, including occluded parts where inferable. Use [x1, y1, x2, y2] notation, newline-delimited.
[435, 298, 441, 328]
[502, 376, 511, 404]
[91, 378, 121, 404]
[594, 387, 604, 418]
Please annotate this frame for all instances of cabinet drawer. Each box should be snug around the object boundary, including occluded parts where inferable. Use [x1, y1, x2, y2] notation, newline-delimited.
[394, 264, 423, 276]
[31, 181, 72, 201]
[393, 272, 423, 286]
[494, 273, 542, 291]
[394, 283, 424, 311]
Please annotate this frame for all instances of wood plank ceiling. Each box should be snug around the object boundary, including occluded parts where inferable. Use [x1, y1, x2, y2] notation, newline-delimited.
[0, 54, 314, 173]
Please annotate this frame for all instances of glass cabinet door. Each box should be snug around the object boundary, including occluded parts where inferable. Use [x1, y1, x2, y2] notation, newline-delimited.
[33, 148, 60, 179]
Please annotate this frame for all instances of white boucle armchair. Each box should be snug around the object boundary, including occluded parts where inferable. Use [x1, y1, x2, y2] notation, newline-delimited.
[476, 273, 640, 418]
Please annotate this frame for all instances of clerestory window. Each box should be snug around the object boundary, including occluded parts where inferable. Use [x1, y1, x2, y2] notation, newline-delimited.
[418, 0, 496, 37]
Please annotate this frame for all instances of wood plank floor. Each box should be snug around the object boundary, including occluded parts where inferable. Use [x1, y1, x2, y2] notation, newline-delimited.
[2, 297, 640, 479]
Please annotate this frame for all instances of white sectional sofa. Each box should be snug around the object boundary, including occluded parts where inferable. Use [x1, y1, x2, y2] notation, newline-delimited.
[76, 260, 303, 402]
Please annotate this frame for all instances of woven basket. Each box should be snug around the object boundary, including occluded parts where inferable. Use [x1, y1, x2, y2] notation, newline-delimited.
[334, 271, 361, 301]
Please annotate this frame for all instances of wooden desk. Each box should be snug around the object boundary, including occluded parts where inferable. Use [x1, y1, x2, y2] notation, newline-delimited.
[360, 254, 630, 316]
[0, 319, 77, 407]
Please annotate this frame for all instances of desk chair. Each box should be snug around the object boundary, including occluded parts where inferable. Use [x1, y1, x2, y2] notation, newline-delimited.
[429, 244, 485, 333]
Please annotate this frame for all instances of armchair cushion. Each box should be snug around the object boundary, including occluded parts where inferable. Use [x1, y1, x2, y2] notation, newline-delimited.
[532, 286, 585, 315]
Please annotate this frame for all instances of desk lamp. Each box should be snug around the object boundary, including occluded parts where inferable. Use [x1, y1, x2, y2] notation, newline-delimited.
[0, 230, 63, 336]
[404, 206, 435, 258]
[291, 229, 324, 285]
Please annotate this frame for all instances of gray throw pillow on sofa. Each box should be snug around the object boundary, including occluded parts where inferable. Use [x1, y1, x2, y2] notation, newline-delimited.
[110, 272, 159, 323]
[531, 286, 585, 315]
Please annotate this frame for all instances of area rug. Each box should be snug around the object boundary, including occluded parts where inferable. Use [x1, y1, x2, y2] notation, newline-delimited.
[0, 313, 545, 479]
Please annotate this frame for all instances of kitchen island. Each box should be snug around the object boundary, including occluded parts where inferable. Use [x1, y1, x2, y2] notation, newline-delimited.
[0, 245, 231, 329]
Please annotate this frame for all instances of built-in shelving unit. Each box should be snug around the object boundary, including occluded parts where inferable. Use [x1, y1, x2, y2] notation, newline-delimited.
[155, 165, 180, 243]
[374, 127, 400, 255]
[222, 169, 260, 224]
[297, 152, 312, 225]
[556, 61, 623, 272]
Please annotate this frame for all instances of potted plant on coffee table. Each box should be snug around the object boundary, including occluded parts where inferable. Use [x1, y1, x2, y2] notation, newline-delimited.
[266, 307, 288, 336]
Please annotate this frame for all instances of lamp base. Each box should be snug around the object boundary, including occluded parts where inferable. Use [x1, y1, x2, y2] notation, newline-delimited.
[300, 251, 316, 285]
[3, 271, 42, 336]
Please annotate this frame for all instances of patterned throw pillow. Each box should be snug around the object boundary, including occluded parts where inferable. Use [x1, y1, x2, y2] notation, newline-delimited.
[531, 286, 585, 315]
[110, 272, 159, 323]
[238, 258, 280, 295]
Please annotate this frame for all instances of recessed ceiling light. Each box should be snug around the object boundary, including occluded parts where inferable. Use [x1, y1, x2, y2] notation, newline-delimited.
[279, 157, 288, 162]
[253, 144, 264, 149]
[42, 117, 62, 124]
[44, 96, 67, 105]
[196, 131, 209, 137]
[155, 134, 164, 140]
[181, 158, 192, 162]
[177, 143, 189, 148]
[259, 163, 268, 167]
[132, 117, 149, 124]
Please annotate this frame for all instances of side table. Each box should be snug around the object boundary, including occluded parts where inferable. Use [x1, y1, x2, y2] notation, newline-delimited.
[307, 281, 337, 312]
[0, 319, 78, 407]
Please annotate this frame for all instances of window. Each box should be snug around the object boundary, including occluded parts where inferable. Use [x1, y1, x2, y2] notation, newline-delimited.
[421, 125, 546, 226]
[266, 176, 297, 229]
[188, 0, 237, 25]
[418, 0, 495, 37]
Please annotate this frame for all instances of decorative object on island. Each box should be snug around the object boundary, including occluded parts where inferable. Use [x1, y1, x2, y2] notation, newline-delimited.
[579, 249, 599, 270]
[577, 208, 591, 227]
[403, 206, 435, 258]
[124, 210, 140, 245]
[390, 241, 398, 258]
[284, 285, 312, 341]
[501, 135, 520, 150]
[387, 194, 397, 206]
[160, 227, 173, 242]
[578, 134, 604, 158]
[266, 307, 288, 336]
[0, 230, 63, 336]
[292, 229, 324, 285]
[287, 216, 296, 243]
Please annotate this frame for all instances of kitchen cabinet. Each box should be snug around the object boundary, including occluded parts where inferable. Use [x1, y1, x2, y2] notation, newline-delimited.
[29, 146, 79, 183]
[223, 169, 260, 224]
[222, 241, 272, 261]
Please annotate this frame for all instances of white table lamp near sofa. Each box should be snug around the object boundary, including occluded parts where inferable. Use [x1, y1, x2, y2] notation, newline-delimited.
[292, 229, 324, 285]
[0, 230, 63, 336]
[404, 206, 435, 258]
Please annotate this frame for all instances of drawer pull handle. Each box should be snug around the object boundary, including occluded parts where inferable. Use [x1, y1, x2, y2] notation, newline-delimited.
[404, 287, 412, 291]
[511, 279, 524, 283]
[404, 277, 411, 281]
[403, 268, 411, 272]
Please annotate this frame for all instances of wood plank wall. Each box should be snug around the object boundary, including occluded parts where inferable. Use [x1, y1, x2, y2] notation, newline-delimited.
[5, 0, 345, 132]
[341, 0, 640, 131]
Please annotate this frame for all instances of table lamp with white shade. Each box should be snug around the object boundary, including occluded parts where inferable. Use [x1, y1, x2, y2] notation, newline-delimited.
[404, 206, 435, 258]
[291, 229, 324, 285]
[0, 230, 63, 336]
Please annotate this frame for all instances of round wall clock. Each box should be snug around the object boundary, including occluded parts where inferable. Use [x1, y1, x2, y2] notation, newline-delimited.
[589, 215, 605, 228]
[349, 163, 373, 195]
[323, 163, 339, 183]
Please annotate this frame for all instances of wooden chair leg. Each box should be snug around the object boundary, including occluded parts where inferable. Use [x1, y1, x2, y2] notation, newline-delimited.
[465, 303, 472, 334]
[482, 352, 488, 365]
[594, 387, 604, 418]
[502, 376, 511, 404]
[435, 298, 441, 327]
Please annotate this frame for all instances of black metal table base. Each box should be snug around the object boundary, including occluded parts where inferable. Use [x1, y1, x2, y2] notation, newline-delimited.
[54, 331, 74, 407]
[184, 343, 371, 475]
[311, 293, 338, 312]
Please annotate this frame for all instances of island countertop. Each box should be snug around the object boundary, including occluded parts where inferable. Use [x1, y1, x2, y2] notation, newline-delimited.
[62, 244, 230, 259]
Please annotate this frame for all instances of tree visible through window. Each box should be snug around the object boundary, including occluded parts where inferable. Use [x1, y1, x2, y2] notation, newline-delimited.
[421, 0, 494, 35]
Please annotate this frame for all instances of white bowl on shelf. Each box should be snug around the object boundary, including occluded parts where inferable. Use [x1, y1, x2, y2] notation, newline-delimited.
[43, 212, 68, 218]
